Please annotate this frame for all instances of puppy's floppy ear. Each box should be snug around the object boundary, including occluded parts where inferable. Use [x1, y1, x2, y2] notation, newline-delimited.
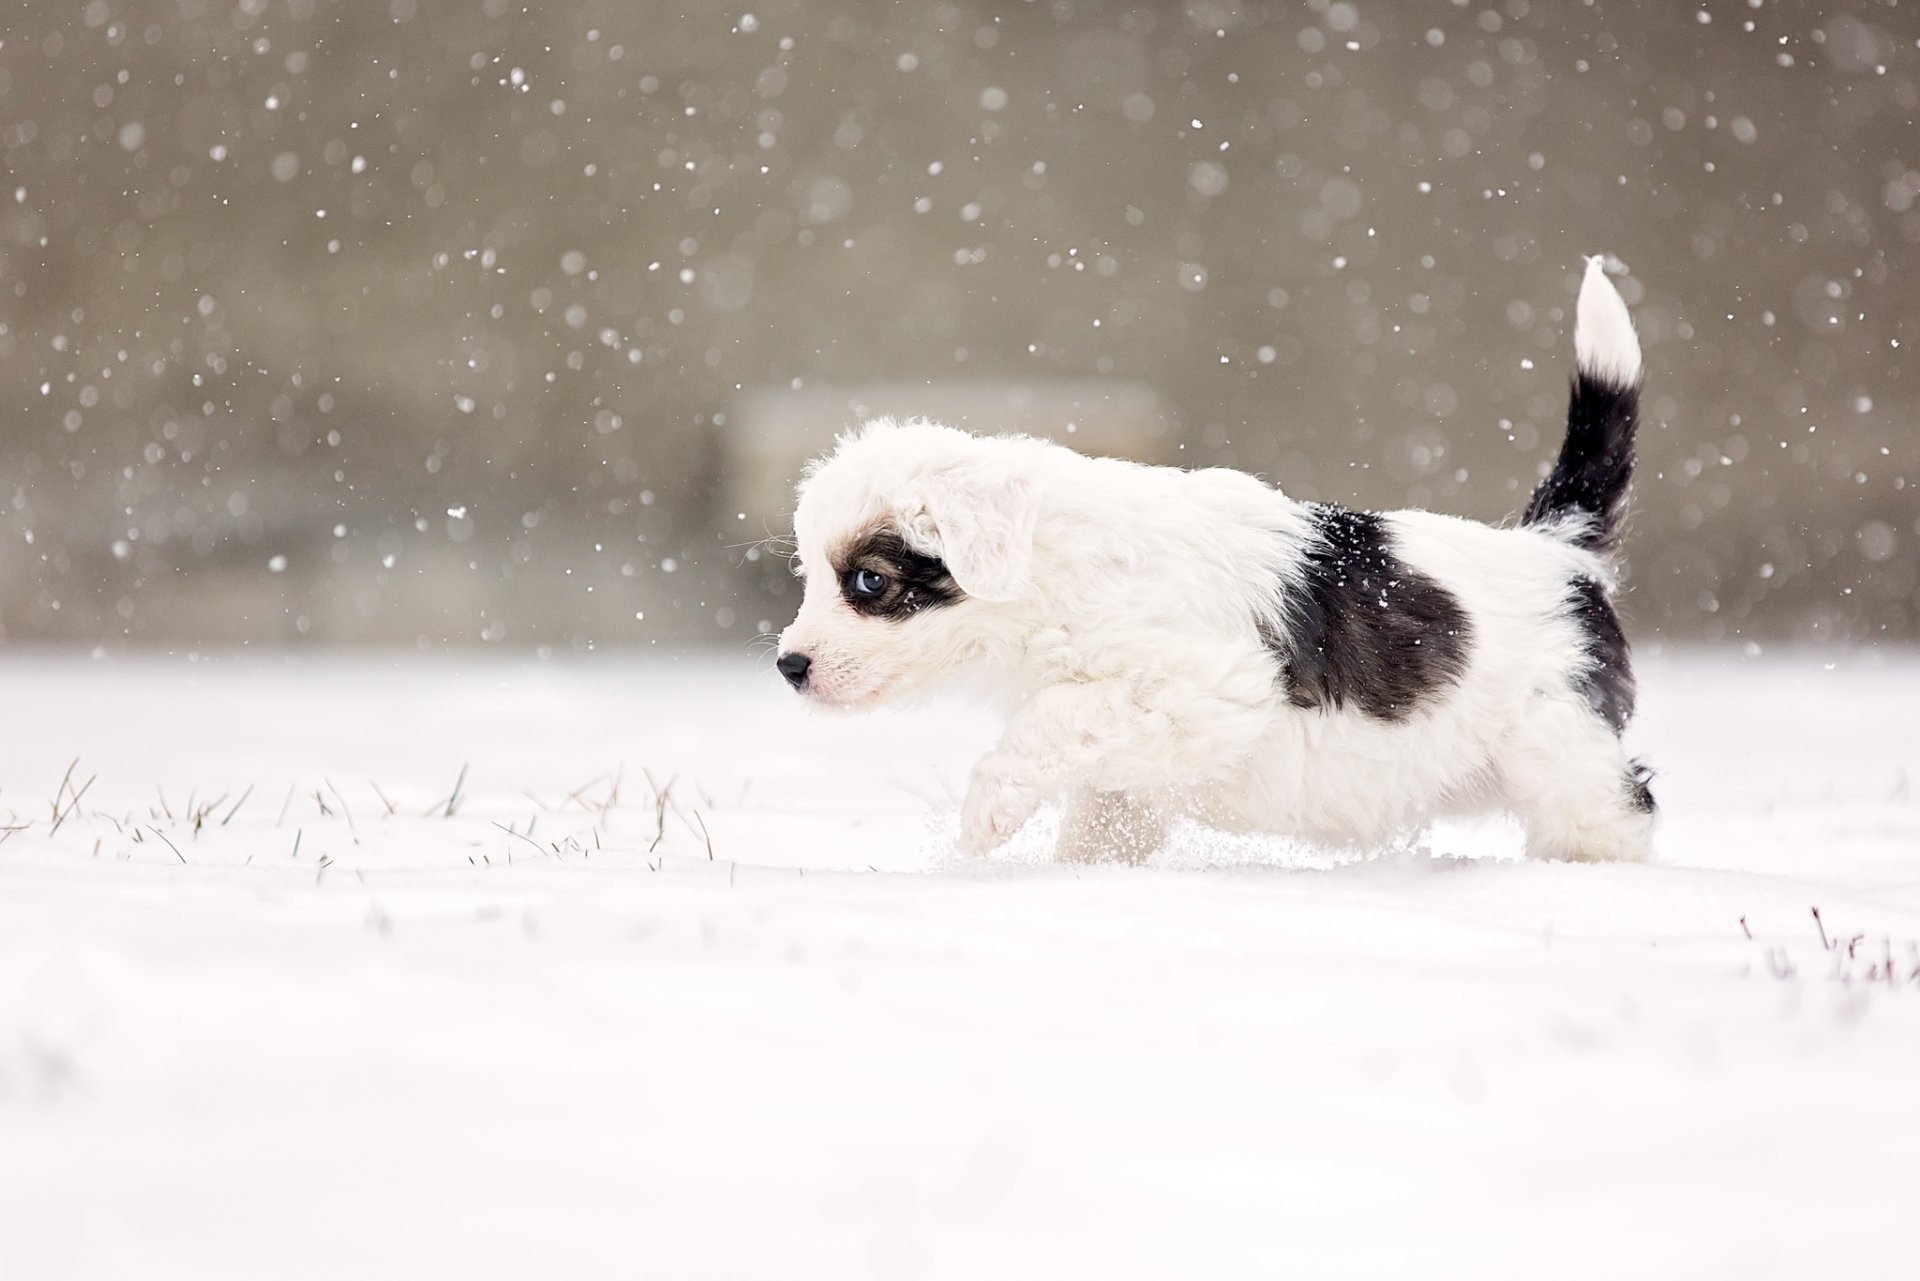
[905, 464, 1039, 602]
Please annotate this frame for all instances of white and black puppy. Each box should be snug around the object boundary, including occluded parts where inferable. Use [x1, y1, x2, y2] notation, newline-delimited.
[777, 257, 1653, 864]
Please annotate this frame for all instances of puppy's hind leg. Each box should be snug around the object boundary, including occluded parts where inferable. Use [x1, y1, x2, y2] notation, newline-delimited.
[1058, 788, 1168, 865]
[1499, 696, 1656, 863]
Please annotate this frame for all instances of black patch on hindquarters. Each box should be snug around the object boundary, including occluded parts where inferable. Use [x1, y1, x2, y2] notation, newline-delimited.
[1627, 758, 1657, 815]
[1566, 576, 1636, 734]
[833, 525, 963, 620]
[1264, 505, 1472, 722]
[1522, 370, 1641, 555]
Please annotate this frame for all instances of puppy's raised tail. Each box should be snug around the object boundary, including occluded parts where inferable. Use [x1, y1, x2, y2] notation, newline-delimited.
[1522, 256, 1643, 556]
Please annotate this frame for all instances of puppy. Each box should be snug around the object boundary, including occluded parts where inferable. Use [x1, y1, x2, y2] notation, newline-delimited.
[777, 257, 1653, 864]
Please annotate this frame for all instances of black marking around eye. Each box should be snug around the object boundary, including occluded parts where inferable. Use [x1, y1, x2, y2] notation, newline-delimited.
[834, 527, 963, 619]
[1263, 504, 1472, 722]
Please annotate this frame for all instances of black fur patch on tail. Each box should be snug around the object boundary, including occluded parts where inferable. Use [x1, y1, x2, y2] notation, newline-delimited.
[1566, 576, 1636, 733]
[1522, 371, 1640, 554]
[1626, 758, 1657, 814]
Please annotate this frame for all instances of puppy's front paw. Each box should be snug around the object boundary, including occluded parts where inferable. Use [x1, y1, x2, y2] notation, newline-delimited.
[961, 763, 1043, 855]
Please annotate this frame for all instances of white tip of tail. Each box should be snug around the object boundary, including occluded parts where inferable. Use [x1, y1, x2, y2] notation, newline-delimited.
[1574, 255, 1642, 388]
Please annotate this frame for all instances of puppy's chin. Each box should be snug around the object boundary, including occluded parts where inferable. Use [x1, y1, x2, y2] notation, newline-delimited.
[800, 663, 940, 713]
[798, 675, 899, 714]
[799, 689, 882, 714]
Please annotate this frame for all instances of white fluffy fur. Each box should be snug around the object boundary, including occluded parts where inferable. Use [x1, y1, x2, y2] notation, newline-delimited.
[1575, 255, 1642, 386]
[779, 264, 1653, 864]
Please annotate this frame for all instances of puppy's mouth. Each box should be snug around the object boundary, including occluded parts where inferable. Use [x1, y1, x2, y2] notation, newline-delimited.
[797, 678, 892, 712]
[787, 661, 910, 712]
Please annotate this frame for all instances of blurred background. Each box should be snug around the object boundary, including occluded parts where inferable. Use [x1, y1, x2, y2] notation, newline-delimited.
[0, 0, 1913, 650]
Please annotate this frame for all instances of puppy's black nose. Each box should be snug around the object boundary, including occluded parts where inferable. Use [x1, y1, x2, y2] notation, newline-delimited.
[777, 652, 812, 690]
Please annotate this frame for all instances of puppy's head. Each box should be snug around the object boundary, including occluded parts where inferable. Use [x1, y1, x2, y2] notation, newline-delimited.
[776, 419, 1039, 709]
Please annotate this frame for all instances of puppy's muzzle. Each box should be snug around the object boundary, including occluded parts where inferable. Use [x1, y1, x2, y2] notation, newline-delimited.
[776, 652, 812, 691]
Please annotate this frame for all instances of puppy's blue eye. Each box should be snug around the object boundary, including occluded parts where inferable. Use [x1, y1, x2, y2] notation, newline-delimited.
[848, 568, 889, 599]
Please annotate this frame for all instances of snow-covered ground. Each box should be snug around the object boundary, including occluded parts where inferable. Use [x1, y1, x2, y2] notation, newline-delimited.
[3, 646, 1917, 1279]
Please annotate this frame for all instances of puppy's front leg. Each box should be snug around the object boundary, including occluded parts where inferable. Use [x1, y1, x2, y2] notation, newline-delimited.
[961, 682, 1132, 854]
[959, 669, 1264, 855]
[960, 750, 1052, 855]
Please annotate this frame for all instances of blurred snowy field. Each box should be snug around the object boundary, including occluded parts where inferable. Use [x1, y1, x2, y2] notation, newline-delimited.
[3, 646, 1919, 1279]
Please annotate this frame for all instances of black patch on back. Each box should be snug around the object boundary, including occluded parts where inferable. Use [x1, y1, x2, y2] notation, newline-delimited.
[1264, 505, 1472, 722]
[1566, 576, 1636, 733]
[834, 527, 963, 620]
